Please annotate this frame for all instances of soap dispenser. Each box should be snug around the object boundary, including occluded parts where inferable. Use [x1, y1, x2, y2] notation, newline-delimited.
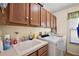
[3, 32, 10, 50]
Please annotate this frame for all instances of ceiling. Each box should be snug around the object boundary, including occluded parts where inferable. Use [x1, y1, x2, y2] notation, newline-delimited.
[43, 3, 79, 13]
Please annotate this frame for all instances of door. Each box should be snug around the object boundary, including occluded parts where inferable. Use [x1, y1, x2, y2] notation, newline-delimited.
[9, 3, 27, 24]
[41, 7, 47, 27]
[30, 3, 40, 26]
[47, 11, 51, 28]
[51, 15, 54, 28]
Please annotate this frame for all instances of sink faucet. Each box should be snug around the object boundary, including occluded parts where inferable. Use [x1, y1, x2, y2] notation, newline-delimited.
[21, 36, 28, 42]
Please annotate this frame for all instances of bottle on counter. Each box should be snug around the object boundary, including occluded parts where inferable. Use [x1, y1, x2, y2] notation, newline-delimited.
[10, 38, 14, 46]
[13, 32, 19, 44]
[28, 32, 32, 40]
[3, 32, 10, 50]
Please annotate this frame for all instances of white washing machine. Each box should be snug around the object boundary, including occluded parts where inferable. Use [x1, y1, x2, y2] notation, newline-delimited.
[39, 36, 65, 56]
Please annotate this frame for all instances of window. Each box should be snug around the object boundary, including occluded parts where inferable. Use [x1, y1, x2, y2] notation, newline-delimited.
[68, 18, 79, 44]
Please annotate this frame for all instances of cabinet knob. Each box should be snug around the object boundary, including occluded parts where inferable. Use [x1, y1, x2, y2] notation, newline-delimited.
[25, 17, 29, 21]
[26, 17, 29, 19]
[31, 18, 32, 20]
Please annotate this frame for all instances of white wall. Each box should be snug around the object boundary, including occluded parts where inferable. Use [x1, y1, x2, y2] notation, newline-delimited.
[0, 25, 51, 39]
[54, 4, 79, 55]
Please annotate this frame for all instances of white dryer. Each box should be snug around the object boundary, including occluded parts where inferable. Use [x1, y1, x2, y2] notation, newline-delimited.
[39, 36, 65, 56]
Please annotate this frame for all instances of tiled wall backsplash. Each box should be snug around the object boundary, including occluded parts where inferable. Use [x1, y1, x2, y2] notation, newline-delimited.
[0, 25, 51, 39]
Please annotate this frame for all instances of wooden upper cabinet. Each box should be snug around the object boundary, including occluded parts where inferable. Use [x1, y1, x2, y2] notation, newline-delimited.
[41, 7, 47, 27]
[47, 11, 51, 28]
[4, 3, 56, 28]
[9, 3, 29, 24]
[30, 3, 40, 26]
[50, 15, 54, 28]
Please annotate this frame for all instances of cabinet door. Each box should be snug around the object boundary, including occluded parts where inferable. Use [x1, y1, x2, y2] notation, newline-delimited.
[53, 16, 55, 29]
[30, 3, 40, 26]
[53, 16, 57, 29]
[41, 7, 47, 27]
[51, 15, 54, 28]
[0, 5, 8, 24]
[53, 16, 57, 32]
[55, 17, 57, 30]
[38, 45, 48, 56]
[41, 51, 48, 56]
[47, 11, 51, 28]
[9, 3, 26, 24]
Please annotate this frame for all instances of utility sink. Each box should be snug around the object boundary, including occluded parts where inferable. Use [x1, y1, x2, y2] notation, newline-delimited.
[13, 40, 42, 55]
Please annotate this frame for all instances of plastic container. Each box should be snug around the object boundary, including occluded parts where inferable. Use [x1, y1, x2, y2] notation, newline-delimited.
[28, 32, 32, 40]
[3, 32, 10, 50]
[14, 32, 19, 43]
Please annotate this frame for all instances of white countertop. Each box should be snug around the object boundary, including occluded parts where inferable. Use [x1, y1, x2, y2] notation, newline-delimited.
[0, 39, 48, 56]
[0, 47, 18, 56]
